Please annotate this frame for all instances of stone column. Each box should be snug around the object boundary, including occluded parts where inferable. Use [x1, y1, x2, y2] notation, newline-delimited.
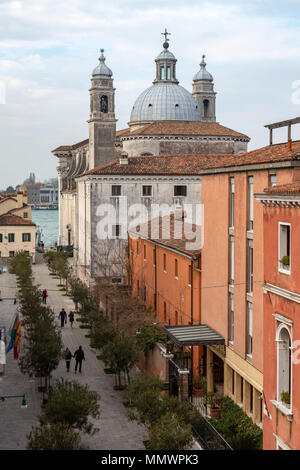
[178, 369, 190, 401]
[206, 347, 214, 393]
[244, 381, 251, 414]
[224, 363, 232, 397]
[253, 388, 262, 424]
[234, 372, 242, 404]
[56, 158, 69, 246]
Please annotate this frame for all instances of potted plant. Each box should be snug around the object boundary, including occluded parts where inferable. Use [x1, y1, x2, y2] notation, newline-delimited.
[193, 376, 207, 397]
[206, 391, 221, 418]
[281, 391, 290, 406]
[280, 256, 290, 269]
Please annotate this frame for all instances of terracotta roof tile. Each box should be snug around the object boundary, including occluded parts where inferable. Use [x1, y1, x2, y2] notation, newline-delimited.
[121, 121, 249, 139]
[263, 182, 300, 195]
[0, 213, 36, 226]
[79, 140, 300, 177]
[52, 129, 130, 153]
[0, 196, 17, 204]
[130, 213, 201, 256]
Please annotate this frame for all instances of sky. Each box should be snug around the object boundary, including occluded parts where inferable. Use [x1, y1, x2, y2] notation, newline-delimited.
[0, 0, 300, 189]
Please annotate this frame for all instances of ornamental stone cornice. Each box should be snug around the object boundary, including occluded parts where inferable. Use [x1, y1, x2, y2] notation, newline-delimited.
[255, 194, 300, 208]
[76, 174, 202, 183]
[120, 134, 249, 143]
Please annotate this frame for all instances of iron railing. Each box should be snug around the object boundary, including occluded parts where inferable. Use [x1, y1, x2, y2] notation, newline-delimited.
[186, 400, 233, 451]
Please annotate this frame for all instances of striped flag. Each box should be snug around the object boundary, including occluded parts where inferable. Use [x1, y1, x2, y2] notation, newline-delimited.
[6, 313, 21, 360]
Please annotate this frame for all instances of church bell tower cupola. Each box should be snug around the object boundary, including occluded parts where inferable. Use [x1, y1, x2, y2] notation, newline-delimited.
[192, 55, 216, 122]
[153, 29, 179, 84]
[88, 49, 116, 170]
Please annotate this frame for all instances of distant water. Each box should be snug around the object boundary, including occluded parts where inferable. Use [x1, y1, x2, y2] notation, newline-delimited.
[31, 209, 58, 247]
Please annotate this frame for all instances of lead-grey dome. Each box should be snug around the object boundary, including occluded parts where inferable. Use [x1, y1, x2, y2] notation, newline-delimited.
[130, 83, 201, 123]
[193, 55, 213, 82]
[92, 51, 112, 78]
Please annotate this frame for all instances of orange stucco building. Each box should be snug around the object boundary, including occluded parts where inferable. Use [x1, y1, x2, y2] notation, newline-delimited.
[128, 213, 204, 384]
[200, 139, 300, 425]
[256, 183, 300, 449]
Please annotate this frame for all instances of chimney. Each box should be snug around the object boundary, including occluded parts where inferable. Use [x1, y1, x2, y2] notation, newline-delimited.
[16, 191, 23, 208]
[119, 151, 128, 165]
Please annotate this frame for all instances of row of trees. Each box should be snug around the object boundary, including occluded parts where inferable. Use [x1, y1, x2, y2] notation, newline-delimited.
[9, 251, 62, 396]
[45, 250, 166, 390]
[27, 378, 100, 450]
[9, 251, 101, 450]
[125, 373, 195, 450]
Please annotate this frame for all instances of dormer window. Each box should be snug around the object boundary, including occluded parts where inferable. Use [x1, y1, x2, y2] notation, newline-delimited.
[175, 104, 179, 108]
[148, 104, 152, 107]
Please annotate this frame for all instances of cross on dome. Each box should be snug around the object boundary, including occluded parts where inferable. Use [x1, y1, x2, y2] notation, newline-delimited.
[161, 28, 171, 49]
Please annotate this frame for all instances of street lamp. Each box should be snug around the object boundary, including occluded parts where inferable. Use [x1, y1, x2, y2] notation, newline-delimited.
[0, 394, 27, 408]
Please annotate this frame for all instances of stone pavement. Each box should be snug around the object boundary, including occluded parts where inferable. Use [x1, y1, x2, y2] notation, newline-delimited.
[0, 255, 146, 450]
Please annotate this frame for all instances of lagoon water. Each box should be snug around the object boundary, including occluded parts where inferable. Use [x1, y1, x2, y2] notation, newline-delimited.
[31, 209, 58, 247]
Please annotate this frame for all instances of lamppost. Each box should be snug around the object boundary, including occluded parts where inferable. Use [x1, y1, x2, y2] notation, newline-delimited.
[0, 394, 27, 408]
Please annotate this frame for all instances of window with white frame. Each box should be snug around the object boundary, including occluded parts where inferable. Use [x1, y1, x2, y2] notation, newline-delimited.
[229, 177, 234, 228]
[247, 239, 253, 294]
[142, 185, 152, 197]
[279, 223, 291, 273]
[247, 302, 253, 356]
[229, 293, 234, 343]
[111, 185, 121, 197]
[248, 176, 254, 231]
[229, 235, 234, 285]
[277, 325, 292, 408]
[174, 185, 187, 197]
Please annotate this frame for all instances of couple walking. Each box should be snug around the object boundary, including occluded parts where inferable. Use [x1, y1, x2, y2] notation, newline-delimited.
[58, 309, 75, 328]
[64, 346, 85, 373]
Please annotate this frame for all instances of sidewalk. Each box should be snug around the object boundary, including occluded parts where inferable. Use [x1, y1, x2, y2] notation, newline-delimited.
[0, 256, 145, 450]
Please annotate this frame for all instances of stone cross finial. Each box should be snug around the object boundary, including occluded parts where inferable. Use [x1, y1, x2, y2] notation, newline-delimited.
[161, 28, 171, 43]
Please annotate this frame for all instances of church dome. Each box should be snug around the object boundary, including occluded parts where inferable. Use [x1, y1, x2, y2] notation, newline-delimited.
[130, 83, 201, 123]
[92, 50, 112, 78]
[130, 32, 201, 124]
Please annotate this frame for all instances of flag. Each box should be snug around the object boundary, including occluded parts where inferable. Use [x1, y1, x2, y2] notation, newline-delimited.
[6, 313, 21, 360]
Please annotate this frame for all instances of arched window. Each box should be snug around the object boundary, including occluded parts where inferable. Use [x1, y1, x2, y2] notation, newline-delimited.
[203, 99, 209, 118]
[100, 95, 108, 113]
[277, 324, 292, 407]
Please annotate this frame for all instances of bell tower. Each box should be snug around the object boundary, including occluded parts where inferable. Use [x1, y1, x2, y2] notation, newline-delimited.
[192, 55, 216, 122]
[88, 49, 117, 170]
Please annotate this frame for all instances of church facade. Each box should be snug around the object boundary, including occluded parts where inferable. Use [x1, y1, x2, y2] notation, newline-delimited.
[52, 34, 250, 284]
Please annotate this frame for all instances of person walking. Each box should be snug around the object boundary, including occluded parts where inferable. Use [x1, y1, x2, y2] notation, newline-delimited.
[64, 347, 73, 373]
[68, 311, 74, 328]
[42, 289, 48, 304]
[74, 346, 85, 373]
[58, 308, 67, 328]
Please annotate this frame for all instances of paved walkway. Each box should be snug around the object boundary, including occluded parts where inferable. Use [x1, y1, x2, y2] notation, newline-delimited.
[0, 255, 146, 450]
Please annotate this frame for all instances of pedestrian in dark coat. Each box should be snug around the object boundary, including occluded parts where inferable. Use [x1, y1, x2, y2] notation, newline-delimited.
[58, 308, 67, 327]
[42, 289, 48, 304]
[74, 346, 85, 373]
[64, 347, 73, 372]
[68, 311, 74, 328]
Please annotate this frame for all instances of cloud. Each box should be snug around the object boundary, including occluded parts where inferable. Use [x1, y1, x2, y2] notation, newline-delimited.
[0, 0, 300, 187]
